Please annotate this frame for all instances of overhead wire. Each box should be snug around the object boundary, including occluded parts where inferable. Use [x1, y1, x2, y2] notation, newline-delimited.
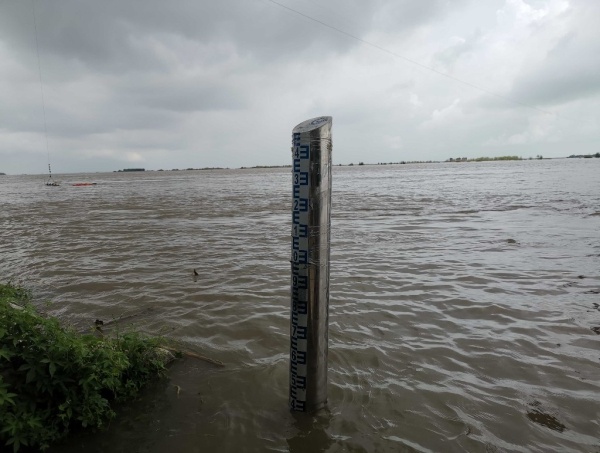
[266, 0, 559, 118]
[30, 0, 52, 177]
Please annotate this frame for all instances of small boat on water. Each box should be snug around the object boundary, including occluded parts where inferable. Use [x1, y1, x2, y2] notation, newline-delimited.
[45, 164, 60, 186]
[44, 162, 62, 186]
[72, 182, 97, 186]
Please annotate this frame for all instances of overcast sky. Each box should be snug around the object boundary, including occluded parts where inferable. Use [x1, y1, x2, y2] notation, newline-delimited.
[1, 0, 598, 174]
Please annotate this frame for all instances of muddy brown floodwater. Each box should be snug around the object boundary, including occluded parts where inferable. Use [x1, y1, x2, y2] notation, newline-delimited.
[1, 158, 599, 452]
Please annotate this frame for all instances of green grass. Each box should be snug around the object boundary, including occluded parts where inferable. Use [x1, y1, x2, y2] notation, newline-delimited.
[470, 156, 523, 161]
[0, 283, 167, 452]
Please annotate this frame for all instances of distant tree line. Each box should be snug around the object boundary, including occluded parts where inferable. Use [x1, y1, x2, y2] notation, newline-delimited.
[568, 153, 600, 158]
[447, 156, 522, 162]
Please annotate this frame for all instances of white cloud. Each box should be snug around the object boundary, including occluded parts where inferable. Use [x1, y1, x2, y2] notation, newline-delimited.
[409, 93, 422, 107]
[125, 151, 144, 162]
[424, 99, 462, 126]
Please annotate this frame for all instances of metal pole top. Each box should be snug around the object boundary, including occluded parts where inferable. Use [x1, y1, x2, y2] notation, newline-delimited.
[292, 116, 332, 134]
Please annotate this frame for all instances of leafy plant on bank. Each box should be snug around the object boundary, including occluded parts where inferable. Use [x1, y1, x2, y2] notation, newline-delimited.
[0, 283, 167, 452]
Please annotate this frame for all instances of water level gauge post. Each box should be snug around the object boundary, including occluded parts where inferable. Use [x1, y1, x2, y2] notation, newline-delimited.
[289, 116, 332, 413]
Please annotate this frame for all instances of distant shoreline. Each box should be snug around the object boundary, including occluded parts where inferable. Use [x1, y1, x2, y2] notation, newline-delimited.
[4, 155, 600, 176]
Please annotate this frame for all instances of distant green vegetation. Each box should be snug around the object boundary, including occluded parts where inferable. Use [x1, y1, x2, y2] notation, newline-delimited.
[159, 167, 228, 171]
[239, 164, 291, 169]
[471, 156, 522, 161]
[568, 153, 600, 158]
[372, 160, 439, 165]
[0, 283, 167, 452]
[447, 156, 523, 162]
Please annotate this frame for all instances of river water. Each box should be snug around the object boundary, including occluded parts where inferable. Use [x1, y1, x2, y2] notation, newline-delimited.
[1, 159, 599, 452]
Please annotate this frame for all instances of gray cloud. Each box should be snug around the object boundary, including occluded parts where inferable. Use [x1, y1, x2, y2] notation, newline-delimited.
[433, 29, 483, 71]
[508, 31, 600, 106]
[0, 0, 599, 174]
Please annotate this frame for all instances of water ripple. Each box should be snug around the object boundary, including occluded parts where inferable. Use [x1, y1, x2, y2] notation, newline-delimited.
[2, 160, 600, 452]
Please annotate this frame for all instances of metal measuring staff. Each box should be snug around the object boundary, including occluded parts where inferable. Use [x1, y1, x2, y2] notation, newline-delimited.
[289, 116, 332, 413]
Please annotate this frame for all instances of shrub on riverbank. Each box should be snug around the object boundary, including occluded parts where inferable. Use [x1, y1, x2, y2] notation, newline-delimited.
[0, 283, 167, 452]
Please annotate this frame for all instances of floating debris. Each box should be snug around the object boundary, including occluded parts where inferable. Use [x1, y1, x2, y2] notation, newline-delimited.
[527, 401, 566, 432]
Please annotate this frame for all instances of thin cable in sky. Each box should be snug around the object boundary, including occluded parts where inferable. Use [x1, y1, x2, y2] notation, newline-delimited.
[31, 0, 51, 165]
[267, 0, 558, 117]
